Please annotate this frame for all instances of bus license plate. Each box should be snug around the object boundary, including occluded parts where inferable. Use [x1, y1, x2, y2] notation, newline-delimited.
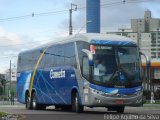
[116, 100, 124, 104]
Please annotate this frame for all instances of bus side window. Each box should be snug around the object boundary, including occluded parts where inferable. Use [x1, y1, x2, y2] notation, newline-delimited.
[64, 42, 76, 68]
[82, 57, 89, 80]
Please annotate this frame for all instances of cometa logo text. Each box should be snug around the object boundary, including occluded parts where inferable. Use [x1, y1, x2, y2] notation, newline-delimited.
[50, 69, 66, 79]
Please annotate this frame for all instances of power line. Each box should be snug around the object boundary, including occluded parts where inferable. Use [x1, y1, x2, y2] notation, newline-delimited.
[0, 0, 153, 22]
[101, 0, 153, 8]
[77, 0, 152, 9]
[0, 10, 69, 22]
[122, 0, 153, 4]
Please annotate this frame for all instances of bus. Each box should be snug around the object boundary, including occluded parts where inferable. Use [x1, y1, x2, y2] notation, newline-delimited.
[17, 33, 147, 113]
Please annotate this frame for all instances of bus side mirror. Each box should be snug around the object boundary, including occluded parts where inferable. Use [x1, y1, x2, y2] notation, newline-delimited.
[82, 49, 94, 66]
[140, 52, 150, 68]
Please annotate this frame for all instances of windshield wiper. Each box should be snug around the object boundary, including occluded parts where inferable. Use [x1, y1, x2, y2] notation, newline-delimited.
[109, 70, 119, 83]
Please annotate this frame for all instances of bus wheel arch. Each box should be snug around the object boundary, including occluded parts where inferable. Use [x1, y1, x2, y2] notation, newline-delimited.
[71, 88, 83, 113]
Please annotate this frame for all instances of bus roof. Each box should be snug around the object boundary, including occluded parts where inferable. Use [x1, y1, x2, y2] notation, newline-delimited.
[20, 33, 136, 54]
[45, 33, 135, 45]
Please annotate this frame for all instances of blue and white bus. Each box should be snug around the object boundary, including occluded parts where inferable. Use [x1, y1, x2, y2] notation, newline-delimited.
[17, 33, 146, 113]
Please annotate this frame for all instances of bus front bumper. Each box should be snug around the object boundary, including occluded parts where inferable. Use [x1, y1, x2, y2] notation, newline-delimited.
[85, 89, 143, 107]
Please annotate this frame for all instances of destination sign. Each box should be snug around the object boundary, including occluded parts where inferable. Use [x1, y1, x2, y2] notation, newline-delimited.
[95, 46, 112, 50]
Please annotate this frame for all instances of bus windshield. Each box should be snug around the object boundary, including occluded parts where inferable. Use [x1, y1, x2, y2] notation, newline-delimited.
[93, 45, 141, 88]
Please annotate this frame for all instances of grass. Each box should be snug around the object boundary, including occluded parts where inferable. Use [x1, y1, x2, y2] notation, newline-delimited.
[0, 112, 7, 118]
[144, 101, 160, 104]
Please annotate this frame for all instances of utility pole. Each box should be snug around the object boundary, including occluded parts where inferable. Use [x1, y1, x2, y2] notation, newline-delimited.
[69, 3, 77, 35]
[123, 0, 126, 4]
[9, 60, 11, 102]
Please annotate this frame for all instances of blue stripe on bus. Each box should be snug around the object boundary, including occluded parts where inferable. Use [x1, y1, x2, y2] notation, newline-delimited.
[90, 40, 136, 46]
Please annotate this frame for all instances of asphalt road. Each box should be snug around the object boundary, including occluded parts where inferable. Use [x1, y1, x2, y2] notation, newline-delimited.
[0, 105, 160, 120]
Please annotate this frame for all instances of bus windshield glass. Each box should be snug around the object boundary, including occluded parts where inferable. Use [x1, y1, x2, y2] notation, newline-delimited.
[93, 45, 141, 87]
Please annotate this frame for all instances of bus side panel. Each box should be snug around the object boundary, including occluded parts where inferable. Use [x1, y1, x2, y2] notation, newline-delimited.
[33, 66, 79, 105]
[17, 71, 31, 104]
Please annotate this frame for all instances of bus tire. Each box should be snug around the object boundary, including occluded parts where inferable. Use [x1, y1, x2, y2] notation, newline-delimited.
[26, 92, 32, 110]
[116, 106, 125, 113]
[72, 92, 83, 113]
[31, 92, 40, 110]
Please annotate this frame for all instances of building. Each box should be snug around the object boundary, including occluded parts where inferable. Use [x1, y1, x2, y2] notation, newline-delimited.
[151, 29, 160, 58]
[131, 10, 160, 33]
[131, 10, 160, 59]
[108, 10, 160, 59]
[86, 0, 100, 33]
[139, 33, 152, 58]
[5, 68, 17, 81]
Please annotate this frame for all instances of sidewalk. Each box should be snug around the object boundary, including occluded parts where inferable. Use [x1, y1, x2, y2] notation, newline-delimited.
[0, 101, 23, 106]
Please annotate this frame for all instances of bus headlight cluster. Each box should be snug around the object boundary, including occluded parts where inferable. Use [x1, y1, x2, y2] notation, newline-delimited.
[89, 87, 115, 97]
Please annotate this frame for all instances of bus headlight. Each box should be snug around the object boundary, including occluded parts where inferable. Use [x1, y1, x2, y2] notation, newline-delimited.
[89, 87, 116, 97]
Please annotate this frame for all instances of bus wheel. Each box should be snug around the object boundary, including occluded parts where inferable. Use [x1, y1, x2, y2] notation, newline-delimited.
[26, 92, 32, 109]
[116, 106, 125, 113]
[72, 92, 83, 113]
[31, 92, 39, 110]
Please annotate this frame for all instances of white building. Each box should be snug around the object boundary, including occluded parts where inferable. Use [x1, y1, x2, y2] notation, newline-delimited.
[5, 68, 17, 81]
[140, 33, 152, 58]
[108, 10, 160, 60]
[131, 10, 160, 33]
[151, 28, 160, 59]
[130, 10, 160, 59]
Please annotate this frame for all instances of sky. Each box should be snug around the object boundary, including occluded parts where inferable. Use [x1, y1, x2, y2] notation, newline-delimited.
[0, 0, 160, 73]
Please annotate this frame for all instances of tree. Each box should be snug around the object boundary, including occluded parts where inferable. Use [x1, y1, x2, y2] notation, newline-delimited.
[0, 74, 5, 96]
[1, 79, 6, 86]
[0, 87, 3, 96]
